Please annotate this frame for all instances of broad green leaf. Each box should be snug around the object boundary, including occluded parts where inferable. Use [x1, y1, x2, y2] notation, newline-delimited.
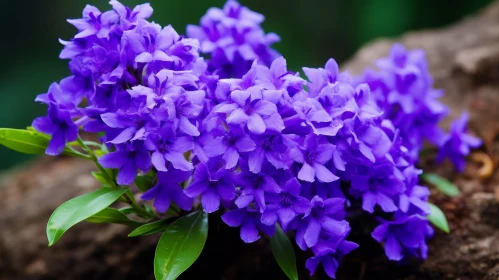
[47, 187, 128, 246]
[86, 207, 143, 227]
[428, 202, 450, 233]
[421, 173, 460, 197]
[0, 128, 83, 158]
[271, 225, 299, 280]
[154, 211, 208, 280]
[135, 172, 155, 192]
[0, 128, 53, 154]
[129, 218, 173, 237]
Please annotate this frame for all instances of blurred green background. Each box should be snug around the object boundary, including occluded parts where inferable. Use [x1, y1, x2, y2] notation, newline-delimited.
[0, 0, 492, 170]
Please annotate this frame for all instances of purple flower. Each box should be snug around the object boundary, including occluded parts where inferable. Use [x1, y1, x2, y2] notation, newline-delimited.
[141, 169, 193, 212]
[203, 125, 256, 169]
[35, 77, 88, 110]
[295, 196, 350, 249]
[110, 1, 153, 31]
[187, 0, 280, 78]
[67, 5, 119, 39]
[165, 90, 205, 136]
[261, 178, 311, 229]
[303, 58, 340, 97]
[248, 133, 288, 173]
[306, 234, 358, 279]
[222, 207, 275, 243]
[98, 141, 151, 185]
[184, 160, 235, 213]
[144, 124, 194, 172]
[123, 24, 176, 64]
[342, 117, 393, 163]
[372, 213, 433, 261]
[437, 112, 482, 171]
[218, 86, 280, 134]
[291, 98, 343, 136]
[349, 162, 405, 213]
[290, 134, 339, 183]
[358, 43, 450, 163]
[398, 166, 431, 215]
[101, 111, 158, 144]
[29, 0, 464, 272]
[233, 170, 281, 211]
[255, 57, 305, 97]
[32, 103, 78, 156]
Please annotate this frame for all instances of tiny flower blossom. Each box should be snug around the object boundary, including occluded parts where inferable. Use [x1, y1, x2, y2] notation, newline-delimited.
[141, 169, 193, 212]
[221, 86, 280, 134]
[67, 5, 119, 39]
[371, 213, 433, 261]
[349, 162, 405, 213]
[306, 233, 358, 279]
[204, 125, 256, 169]
[222, 207, 275, 243]
[295, 196, 350, 249]
[187, 0, 280, 78]
[32, 103, 78, 156]
[247, 133, 288, 173]
[144, 124, 194, 172]
[184, 160, 235, 213]
[436, 112, 482, 171]
[290, 134, 339, 183]
[261, 178, 311, 229]
[98, 141, 151, 185]
[233, 170, 281, 211]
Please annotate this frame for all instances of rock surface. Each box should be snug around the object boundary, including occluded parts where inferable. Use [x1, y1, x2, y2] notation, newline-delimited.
[2, 1, 499, 279]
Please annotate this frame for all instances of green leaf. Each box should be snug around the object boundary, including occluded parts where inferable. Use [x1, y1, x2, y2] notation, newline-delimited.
[0, 128, 53, 154]
[0, 128, 85, 158]
[421, 173, 460, 197]
[46, 187, 128, 246]
[428, 202, 450, 233]
[129, 218, 173, 237]
[92, 171, 111, 185]
[119, 207, 135, 215]
[86, 207, 143, 227]
[271, 225, 299, 280]
[154, 211, 208, 280]
[94, 149, 107, 158]
[135, 172, 155, 192]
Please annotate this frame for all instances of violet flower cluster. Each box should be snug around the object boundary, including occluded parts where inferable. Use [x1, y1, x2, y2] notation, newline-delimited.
[32, 1, 481, 278]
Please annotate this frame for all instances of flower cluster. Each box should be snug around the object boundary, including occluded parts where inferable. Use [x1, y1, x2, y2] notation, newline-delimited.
[32, 1, 481, 278]
[358, 43, 481, 165]
[187, 0, 280, 78]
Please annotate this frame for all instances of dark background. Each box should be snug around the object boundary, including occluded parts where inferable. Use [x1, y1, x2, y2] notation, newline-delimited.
[0, 0, 492, 169]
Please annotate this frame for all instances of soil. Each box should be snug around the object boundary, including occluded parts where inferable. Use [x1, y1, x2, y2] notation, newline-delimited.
[2, 1, 499, 279]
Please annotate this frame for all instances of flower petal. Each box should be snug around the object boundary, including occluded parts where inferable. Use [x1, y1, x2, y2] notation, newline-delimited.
[298, 162, 316, 182]
[247, 114, 266, 134]
[240, 219, 260, 243]
[222, 209, 246, 227]
[184, 181, 208, 198]
[304, 219, 321, 248]
[201, 188, 220, 213]
[98, 150, 128, 168]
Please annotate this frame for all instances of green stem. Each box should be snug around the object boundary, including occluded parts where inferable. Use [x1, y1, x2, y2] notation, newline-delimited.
[65, 146, 92, 160]
[419, 147, 438, 157]
[76, 137, 155, 219]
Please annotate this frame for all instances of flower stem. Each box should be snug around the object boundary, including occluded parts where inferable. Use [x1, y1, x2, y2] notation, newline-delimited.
[76, 136, 155, 219]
